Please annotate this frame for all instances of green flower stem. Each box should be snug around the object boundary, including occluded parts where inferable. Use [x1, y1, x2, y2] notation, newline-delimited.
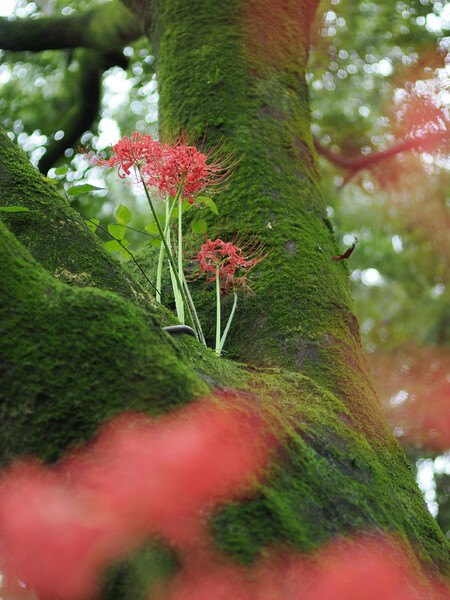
[168, 261, 184, 323]
[183, 278, 206, 346]
[171, 181, 206, 345]
[155, 195, 171, 303]
[156, 246, 164, 303]
[178, 196, 183, 283]
[219, 292, 237, 353]
[175, 195, 185, 322]
[138, 167, 197, 336]
[215, 265, 221, 354]
[158, 186, 183, 306]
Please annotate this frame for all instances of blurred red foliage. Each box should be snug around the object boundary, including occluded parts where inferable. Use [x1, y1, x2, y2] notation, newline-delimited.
[0, 390, 447, 600]
[161, 534, 447, 600]
[368, 345, 450, 451]
[0, 392, 277, 600]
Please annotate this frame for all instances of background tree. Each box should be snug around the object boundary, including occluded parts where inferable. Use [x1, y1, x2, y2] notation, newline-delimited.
[0, 0, 448, 598]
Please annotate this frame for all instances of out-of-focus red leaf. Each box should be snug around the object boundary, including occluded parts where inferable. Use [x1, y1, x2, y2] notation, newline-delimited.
[0, 392, 277, 600]
[368, 345, 450, 451]
[161, 534, 446, 600]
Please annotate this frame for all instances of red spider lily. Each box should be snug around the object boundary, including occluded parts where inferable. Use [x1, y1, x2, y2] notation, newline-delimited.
[61, 392, 276, 543]
[0, 460, 133, 600]
[188, 226, 269, 292]
[82, 130, 238, 204]
[84, 132, 162, 179]
[144, 130, 239, 204]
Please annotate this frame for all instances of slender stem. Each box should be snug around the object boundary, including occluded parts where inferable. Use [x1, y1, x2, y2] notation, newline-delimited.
[75, 207, 161, 301]
[155, 197, 170, 303]
[138, 166, 197, 335]
[166, 194, 179, 231]
[178, 196, 183, 282]
[219, 292, 237, 353]
[215, 265, 221, 354]
[176, 196, 185, 322]
[169, 261, 184, 323]
[183, 279, 206, 346]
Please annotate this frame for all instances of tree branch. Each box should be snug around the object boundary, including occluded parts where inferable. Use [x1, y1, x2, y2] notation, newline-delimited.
[313, 128, 449, 185]
[38, 48, 125, 173]
[0, 1, 142, 52]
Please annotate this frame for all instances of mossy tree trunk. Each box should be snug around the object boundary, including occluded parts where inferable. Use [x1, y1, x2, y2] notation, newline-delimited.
[145, 0, 382, 430]
[0, 0, 448, 588]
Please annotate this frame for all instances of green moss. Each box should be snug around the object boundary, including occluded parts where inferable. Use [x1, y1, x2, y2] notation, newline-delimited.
[0, 128, 171, 321]
[149, 0, 369, 421]
[125, 3, 450, 574]
[1, 218, 448, 576]
[208, 370, 450, 576]
[102, 541, 178, 600]
[0, 220, 208, 462]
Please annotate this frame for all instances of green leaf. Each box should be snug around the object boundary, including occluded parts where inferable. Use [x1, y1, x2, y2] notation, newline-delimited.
[104, 239, 122, 253]
[116, 204, 132, 225]
[149, 237, 162, 248]
[170, 203, 180, 219]
[145, 222, 160, 235]
[108, 223, 126, 240]
[199, 197, 219, 215]
[192, 219, 207, 234]
[54, 166, 69, 176]
[86, 218, 99, 233]
[0, 206, 29, 212]
[67, 184, 104, 196]
[120, 243, 133, 260]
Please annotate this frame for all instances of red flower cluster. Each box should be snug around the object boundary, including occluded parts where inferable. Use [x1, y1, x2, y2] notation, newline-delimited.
[85, 130, 237, 204]
[86, 132, 162, 179]
[0, 392, 276, 600]
[188, 227, 269, 293]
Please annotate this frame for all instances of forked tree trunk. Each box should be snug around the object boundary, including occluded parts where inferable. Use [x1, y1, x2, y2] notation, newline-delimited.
[0, 0, 448, 590]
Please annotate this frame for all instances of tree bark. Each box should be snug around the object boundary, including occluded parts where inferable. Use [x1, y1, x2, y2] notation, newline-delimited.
[0, 0, 448, 586]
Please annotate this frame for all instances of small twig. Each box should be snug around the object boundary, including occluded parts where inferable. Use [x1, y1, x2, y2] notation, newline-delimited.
[111, 223, 158, 238]
[72, 205, 164, 302]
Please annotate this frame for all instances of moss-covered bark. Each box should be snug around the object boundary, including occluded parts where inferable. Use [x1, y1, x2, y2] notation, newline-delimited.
[0, 0, 448, 589]
[143, 0, 386, 440]
[0, 128, 162, 316]
[133, 0, 446, 575]
[0, 219, 209, 462]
